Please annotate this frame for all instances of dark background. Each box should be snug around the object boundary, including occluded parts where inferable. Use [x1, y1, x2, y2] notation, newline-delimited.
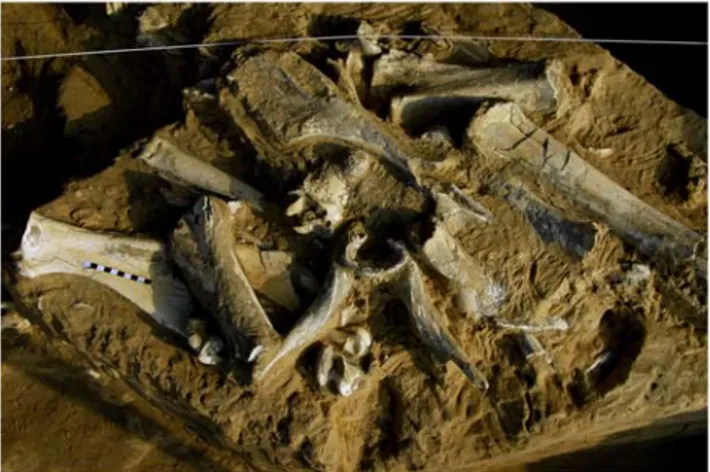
[542, 2, 708, 117]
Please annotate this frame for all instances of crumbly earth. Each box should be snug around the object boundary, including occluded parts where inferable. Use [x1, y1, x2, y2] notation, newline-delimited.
[2, 3, 707, 472]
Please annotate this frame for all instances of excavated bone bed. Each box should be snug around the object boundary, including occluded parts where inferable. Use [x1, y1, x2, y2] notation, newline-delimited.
[12, 24, 705, 404]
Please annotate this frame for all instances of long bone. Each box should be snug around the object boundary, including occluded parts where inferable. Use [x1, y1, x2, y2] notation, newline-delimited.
[138, 136, 266, 212]
[467, 102, 706, 276]
[14, 212, 192, 336]
[371, 50, 558, 133]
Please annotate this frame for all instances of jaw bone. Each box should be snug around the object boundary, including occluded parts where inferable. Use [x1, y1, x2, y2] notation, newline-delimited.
[15, 212, 192, 336]
[222, 52, 421, 174]
[467, 102, 706, 276]
[138, 136, 266, 212]
[170, 196, 280, 362]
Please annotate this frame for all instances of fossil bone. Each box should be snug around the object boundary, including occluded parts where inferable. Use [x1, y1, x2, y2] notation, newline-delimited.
[223, 52, 420, 174]
[139, 136, 266, 212]
[357, 21, 383, 57]
[255, 261, 357, 384]
[434, 182, 493, 234]
[286, 150, 428, 237]
[468, 102, 706, 276]
[390, 241, 489, 390]
[15, 212, 192, 336]
[499, 180, 597, 259]
[315, 344, 366, 396]
[372, 51, 557, 132]
[170, 196, 279, 362]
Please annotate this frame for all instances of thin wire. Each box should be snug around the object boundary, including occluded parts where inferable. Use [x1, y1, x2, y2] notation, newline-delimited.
[1, 34, 706, 61]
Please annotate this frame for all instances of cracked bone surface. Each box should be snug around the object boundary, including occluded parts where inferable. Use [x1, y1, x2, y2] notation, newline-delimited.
[286, 150, 428, 236]
[15, 212, 192, 336]
[170, 196, 280, 362]
[223, 51, 421, 173]
[372, 50, 557, 132]
[468, 102, 706, 275]
[138, 136, 266, 211]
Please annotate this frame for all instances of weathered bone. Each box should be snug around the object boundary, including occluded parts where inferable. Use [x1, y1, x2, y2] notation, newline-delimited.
[390, 241, 489, 390]
[315, 344, 366, 396]
[170, 197, 279, 362]
[499, 180, 597, 259]
[468, 102, 706, 276]
[434, 182, 493, 234]
[286, 151, 428, 237]
[15, 212, 192, 336]
[139, 136, 266, 212]
[357, 21, 383, 57]
[255, 262, 356, 384]
[519, 333, 553, 366]
[223, 52, 420, 173]
[372, 50, 557, 132]
[341, 326, 373, 360]
[421, 223, 503, 319]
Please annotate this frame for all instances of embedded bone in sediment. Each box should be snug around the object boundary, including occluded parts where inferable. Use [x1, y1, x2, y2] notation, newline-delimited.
[519, 333, 553, 366]
[357, 21, 383, 57]
[315, 344, 366, 396]
[341, 326, 373, 360]
[372, 50, 557, 132]
[287, 151, 428, 237]
[170, 196, 279, 362]
[499, 180, 597, 259]
[138, 136, 266, 212]
[223, 52, 420, 173]
[433, 183, 493, 235]
[255, 262, 357, 384]
[421, 223, 504, 319]
[467, 102, 706, 276]
[390, 241, 489, 390]
[16, 212, 192, 336]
